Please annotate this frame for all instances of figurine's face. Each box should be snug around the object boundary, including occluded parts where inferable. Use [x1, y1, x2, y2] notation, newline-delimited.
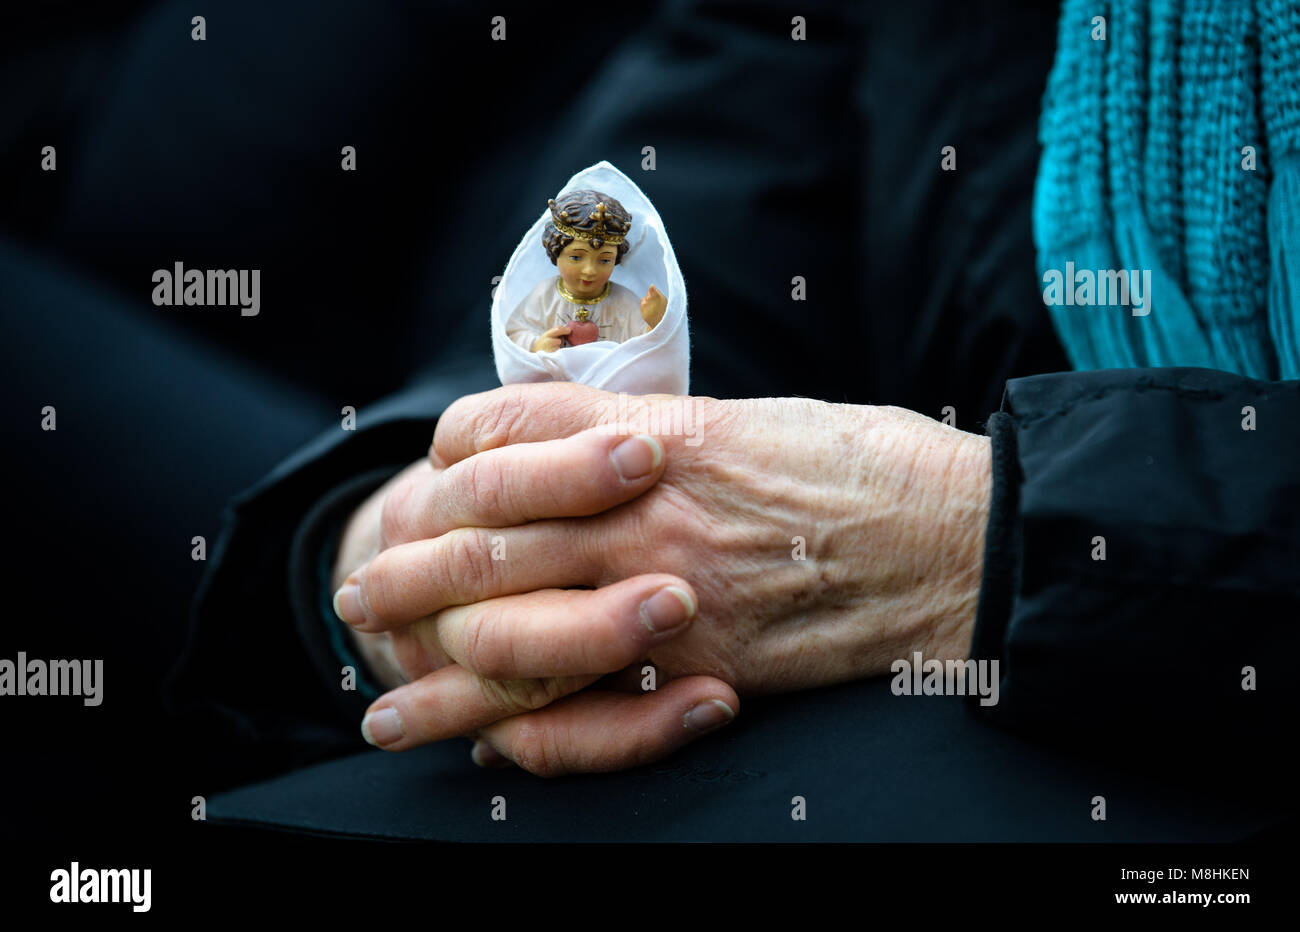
[557, 239, 618, 298]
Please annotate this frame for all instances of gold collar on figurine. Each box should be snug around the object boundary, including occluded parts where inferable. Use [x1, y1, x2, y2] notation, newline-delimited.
[556, 278, 611, 305]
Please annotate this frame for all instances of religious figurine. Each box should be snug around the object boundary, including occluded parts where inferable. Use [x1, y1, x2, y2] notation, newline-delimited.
[491, 160, 690, 396]
[505, 190, 668, 353]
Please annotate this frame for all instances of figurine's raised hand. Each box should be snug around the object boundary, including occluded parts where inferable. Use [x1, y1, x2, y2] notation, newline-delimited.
[530, 324, 572, 353]
[640, 285, 666, 329]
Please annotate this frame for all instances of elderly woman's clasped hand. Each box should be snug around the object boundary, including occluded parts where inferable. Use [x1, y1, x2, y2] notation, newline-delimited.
[330, 383, 991, 776]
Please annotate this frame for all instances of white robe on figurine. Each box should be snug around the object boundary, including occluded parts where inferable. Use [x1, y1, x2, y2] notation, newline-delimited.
[505, 277, 649, 351]
[491, 160, 690, 395]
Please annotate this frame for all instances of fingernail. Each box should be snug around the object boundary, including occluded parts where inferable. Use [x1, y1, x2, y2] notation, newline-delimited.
[361, 707, 404, 747]
[684, 699, 735, 734]
[610, 434, 662, 480]
[640, 586, 695, 633]
[332, 582, 366, 626]
[471, 740, 510, 768]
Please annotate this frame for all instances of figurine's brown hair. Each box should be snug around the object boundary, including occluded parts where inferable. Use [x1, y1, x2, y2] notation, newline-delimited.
[543, 189, 633, 265]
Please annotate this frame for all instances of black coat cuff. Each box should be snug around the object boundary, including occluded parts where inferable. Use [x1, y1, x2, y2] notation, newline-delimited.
[964, 367, 1300, 775]
[287, 466, 406, 727]
[968, 410, 1021, 675]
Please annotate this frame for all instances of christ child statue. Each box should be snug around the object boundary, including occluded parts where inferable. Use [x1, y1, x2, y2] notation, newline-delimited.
[505, 189, 668, 353]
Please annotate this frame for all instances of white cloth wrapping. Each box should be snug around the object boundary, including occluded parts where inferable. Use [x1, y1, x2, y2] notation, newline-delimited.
[491, 160, 690, 395]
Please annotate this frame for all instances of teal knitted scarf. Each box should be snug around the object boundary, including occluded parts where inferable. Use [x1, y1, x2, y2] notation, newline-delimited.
[1034, 0, 1300, 379]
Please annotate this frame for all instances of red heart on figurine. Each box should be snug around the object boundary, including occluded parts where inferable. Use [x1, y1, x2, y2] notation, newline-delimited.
[567, 319, 599, 345]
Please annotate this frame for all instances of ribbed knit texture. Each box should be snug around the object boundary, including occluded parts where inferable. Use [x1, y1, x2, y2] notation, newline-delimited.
[1034, 0, 1300, 379]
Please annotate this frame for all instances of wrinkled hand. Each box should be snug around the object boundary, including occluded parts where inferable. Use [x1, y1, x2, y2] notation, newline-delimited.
[333, 383, 991, 776]
[332, 425, 739, 775]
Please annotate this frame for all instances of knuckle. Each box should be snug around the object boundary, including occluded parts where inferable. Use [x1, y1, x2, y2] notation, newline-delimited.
[427, 437, 446, 470]
[432, 398, 471, 464]
[359, 550, 401, 621]
[510, 719, 566, 778]
[566, 518, 608, 584]
[462, 455, 511, 520]
[378, 479, 415, 549]
[476, 388, 530, 451]
[389, 629, 432, 682]
[460, 603, 508, 677]
[477, 678, 523, 715]
[479, 676, 560, 716]
[441, 528, 495, 600]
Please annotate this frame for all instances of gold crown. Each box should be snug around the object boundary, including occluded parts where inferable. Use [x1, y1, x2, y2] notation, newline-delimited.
[548, 199, 628, 244]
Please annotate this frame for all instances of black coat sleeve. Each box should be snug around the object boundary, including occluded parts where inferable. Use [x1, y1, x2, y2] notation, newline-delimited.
[969, 366, 1299, 778]
[163, 359, 499, 789]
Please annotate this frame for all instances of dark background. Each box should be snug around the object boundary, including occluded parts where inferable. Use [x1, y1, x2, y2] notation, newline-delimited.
[11, 0, 1232, 890]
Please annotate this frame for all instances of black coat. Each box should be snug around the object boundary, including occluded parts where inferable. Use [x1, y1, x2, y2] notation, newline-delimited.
[165, 362, 1299, 841]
